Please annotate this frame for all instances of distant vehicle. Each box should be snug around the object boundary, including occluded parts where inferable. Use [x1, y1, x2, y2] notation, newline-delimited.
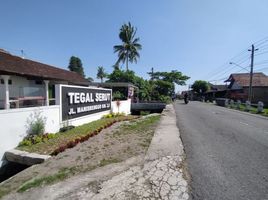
[184, 93, 189, 104]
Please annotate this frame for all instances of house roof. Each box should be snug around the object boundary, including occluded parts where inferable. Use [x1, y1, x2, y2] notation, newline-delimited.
[0, 50, 89, 85]
[208, 83, 227, 91]
[225, 73, 268, 87]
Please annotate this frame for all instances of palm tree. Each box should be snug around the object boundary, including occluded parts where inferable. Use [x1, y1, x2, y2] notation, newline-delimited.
[97, 66, 107, 83]
[113, 22, 142, 71]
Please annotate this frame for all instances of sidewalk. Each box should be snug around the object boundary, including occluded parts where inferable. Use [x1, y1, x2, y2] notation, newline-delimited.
[4, 105, 189, 200]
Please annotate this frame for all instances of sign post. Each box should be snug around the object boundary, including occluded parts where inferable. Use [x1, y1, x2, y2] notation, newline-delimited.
[56, 85, 112, 122]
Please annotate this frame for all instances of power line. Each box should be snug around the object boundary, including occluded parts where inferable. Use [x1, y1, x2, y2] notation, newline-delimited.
[255, 67, 268, 72]
[255, 51, 268, 57]
[253, 36, 268, 47]
[203, 36, 268, 80]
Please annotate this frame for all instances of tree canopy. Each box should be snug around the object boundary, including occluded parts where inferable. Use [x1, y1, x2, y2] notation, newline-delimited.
[191, 80, 210, 94]
[68, 56, 85, 77]
[107, 68, 190, 102]
[113, 22, 142, 71]
[86, 76, 94, 82]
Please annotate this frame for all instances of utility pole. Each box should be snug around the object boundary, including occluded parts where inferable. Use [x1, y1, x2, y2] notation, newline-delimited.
[248, 45, 258, 102]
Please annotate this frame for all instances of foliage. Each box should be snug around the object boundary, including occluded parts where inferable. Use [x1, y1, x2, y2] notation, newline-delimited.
[25, 111, 47, 137]
[112, 91, 126, 100]
[191, 80, 210, 94]
[87, 76, 94, 82]
[96, 66, 107, 83]
[99, 158, 120, 167]
[107, 68, 134, 82]
[18, 168, 71, 192]
[18, 133, 56, 147]
[107, 68, 189, 103]
[148, 70, 190, 102]
[114, 22, 142, 71]
[102, 112, 126, 119]
[68, 56, 85, 77]
[148, 70, 190, 86]
[17, 115, 138, 155]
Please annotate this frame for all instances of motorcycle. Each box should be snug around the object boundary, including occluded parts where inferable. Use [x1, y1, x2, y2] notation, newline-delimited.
[184, 97, 189, 104]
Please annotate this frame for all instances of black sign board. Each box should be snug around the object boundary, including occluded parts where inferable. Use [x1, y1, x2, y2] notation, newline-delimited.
[61, 86, 112, 121]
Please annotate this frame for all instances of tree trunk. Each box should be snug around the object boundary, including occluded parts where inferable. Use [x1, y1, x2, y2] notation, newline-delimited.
[126, 51, 129, 71]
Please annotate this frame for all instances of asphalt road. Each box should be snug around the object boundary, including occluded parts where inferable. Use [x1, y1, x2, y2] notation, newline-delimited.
[174, 101, 268, 200]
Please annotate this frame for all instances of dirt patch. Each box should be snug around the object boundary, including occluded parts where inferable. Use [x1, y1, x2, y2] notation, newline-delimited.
[0, 115, 160, 198]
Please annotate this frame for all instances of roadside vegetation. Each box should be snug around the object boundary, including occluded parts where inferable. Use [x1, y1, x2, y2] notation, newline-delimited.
[226, 103, 268, 116]
[17, 114, 136, 155]
[0, 114, 161, 198]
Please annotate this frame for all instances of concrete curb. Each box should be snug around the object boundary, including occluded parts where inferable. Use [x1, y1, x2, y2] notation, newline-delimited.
[4, 149, 51, 166]
[145, 104, 184, 162]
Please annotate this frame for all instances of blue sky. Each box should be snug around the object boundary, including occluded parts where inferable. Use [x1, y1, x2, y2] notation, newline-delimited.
[1, 0, 268, 92]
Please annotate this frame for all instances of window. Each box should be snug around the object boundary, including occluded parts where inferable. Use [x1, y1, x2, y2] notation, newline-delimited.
[0, 79, 12, 85]
[35, 80, 42, 85]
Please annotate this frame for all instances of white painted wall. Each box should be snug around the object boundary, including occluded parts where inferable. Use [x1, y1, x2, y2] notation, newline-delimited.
[65, 110, 110, 127]
[65, 100, 131, 126]
[0, 105, 60, 165]
[0, 90, 132, 166]
[111, 99, 131, 114]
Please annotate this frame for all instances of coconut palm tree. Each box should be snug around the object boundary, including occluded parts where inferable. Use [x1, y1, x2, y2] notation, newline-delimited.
[113, 22, 142, 71]
[97, 66, 107, 83]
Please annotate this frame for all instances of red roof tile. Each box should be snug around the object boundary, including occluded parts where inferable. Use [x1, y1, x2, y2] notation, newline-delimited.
[0, 50, 88, 85]
[225, 73, 268, 87]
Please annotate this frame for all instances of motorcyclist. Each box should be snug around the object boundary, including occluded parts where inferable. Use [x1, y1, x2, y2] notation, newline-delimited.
[184, 92, 189, 104]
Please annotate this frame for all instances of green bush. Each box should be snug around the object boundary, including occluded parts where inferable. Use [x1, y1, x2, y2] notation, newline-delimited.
[47, 133, 55, 139]
[18, 139, 32, 147]
[102, 112, 126, 119]
[26, 111, 47, 136]
[159, 95, 172, 103]
[33, 135, 42, 144]
[112, 91, 125, 100]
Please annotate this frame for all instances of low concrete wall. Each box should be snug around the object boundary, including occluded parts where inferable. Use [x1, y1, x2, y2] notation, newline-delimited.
[0, 105, 60, 166]
[0, 100, 131, 167]
[111, 99, 131, 114]
[64, 100, 131, 126]
[65, 110, 110, 127]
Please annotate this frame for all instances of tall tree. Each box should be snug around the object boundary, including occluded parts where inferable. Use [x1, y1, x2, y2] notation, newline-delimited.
[113, 22, 142, 71]
[148, 70, 190, 98]
[191, 80, 209, 94]
[68, 56, 85, 77]
[96, 66, 107, 83]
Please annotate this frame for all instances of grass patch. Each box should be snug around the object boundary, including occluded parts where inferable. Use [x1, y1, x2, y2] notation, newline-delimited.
[113, 115, 161, 137]
[0, 189, 9, 199]
[16, 115, 137, 155]
[17, 167, 77, 193]
[99, 158, 120, 167]
[0, 114, 161, 199]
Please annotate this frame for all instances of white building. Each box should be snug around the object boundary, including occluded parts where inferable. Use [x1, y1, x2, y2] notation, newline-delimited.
[0, 49, 88, 109]
[0, 49, 131, 166]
